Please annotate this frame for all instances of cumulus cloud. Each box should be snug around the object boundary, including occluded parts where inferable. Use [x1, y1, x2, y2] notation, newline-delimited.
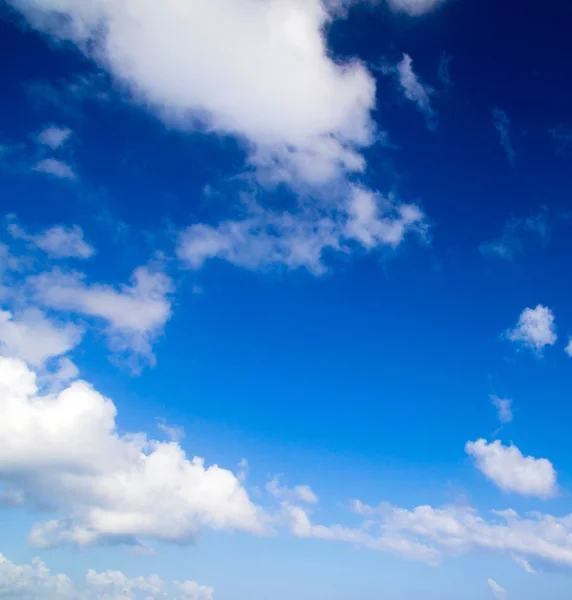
[479, 208, 548, 261]
[9, 0, 378, 186]
[493, 109, 515, 165]
[33, 157, 76, 180]
[0, 357, 268, 549]
[266, 476, 319, 504]
[178, 186, 428, 274]
[505, 305, 557, 355]
[491, 396, 513, 424]
[8, 221, 95, 259]
[28, 266, 173, 366]
[0, 308, 82, 367]
[36, 124, 72, 149]
[465, 439, 557, 499]
[0, 551, 213, 599]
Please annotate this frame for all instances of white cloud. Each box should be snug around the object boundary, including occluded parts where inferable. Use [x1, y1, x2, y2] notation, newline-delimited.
[387, 0, 447, 15]
[465, 439, 557, 499]
[487, 579, 507, 600]
[0, 357, 268, 549]
[493, 109, 515, 165]
[505, 305, 557, 355]
[0, 308, 82, 367]
[28, 266, 173, 366]
[266, 476, 319, 504]
[0, 551, 213, 599]
[565, 337, 572, 358]
[174, 580, 215, 600]
[33, 158, 76, 180]
[9, 222, 95, 259]
[36, 124, 72, 149]
[491, 396, 513, 424]
[391, 54, 436, 128]
[10, 0, 378, 186]
[178, 186, 428, 274]
[513, 555, 536, 574]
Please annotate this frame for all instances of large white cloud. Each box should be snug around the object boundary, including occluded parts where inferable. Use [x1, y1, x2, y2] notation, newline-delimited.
[9, 0, 378, 185]
[465, 439, 557, 499]
[0, 357, 268, 549]
[0, 551, 213, 600]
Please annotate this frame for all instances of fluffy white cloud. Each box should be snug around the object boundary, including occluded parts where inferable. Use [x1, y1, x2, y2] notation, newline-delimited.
[178, 186, 428, 274]
[505, 305, 557, 355]
[174, 580, 214, 600]
[465, 439, 557, 499]
[491, 396, 513, 424]
[387, 0, 447, 15]
[488, 578, 507, 600]
[493, 109, 515, 165]
[266, 476, 319, 504]
[33, 158, 76, 180]
[28, 266, 173, 366]
[9, 221, 95, 259]
[0, 308, 82, 367]
[0, 357, 268, 549]
[0, 552, 213, 599]
[36, 124, 72, 149]
[10, 0, 378, 185]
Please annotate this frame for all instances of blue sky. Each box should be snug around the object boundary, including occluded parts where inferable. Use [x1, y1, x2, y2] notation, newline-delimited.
[1, 0, 572, 598]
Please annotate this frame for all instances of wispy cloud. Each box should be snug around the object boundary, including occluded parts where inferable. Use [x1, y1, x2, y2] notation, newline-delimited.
[36, 124, 73, 149]
[493, 109, 516, 165]
[33, 158, 76, 180]
[438, 51, 453, 87]
[479, 208, 548, 261]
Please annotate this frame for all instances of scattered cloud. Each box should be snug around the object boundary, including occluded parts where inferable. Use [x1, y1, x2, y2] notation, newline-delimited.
[0, 308, 82, 368]
[437, 51, 453, 87]
[479, 208, 548, 261]
[33, 158, 76, 180]
[157, 419, 185, 443]
[505, 305, 557, 355]
[488, 578, 507, 600]
[386, 0, 447, 16]
[178, 186, 428, 274]
[36, 124, 73, 149]
[549, 125, 572, 156]
[513, 555, 537, 574]
[491, 396, 513, 425]
[28, 266, 173, 368]
[8, 220, 95, 259]
[387, 54, 436, 129]
[266, 476, 319, 504]
[493, 109, 515, 165]
[0, 357, 269, 549]
[565, 337, 572, 358]
[0, 551, 213, 599]
[465, 439, 557, 499]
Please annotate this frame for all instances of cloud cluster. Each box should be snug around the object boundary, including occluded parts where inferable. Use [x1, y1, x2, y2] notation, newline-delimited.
[9, 220, 95, 259]
[178, 186, 428, 274]
[0, 552, 213, 600]
[0, 357, 268, 549]
[28, 266, 173, 367]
